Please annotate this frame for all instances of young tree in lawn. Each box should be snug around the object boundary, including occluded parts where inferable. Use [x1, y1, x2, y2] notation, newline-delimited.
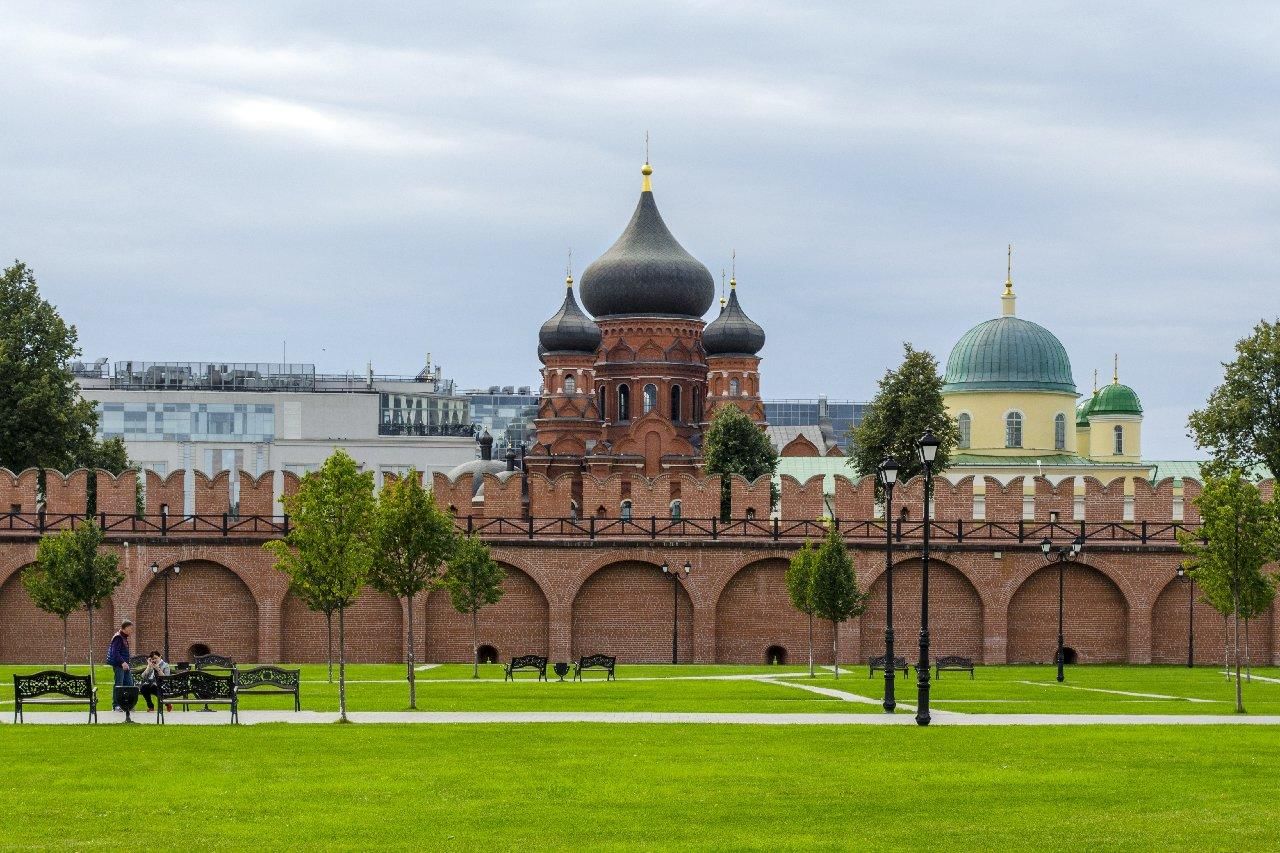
[786, 540, 820, 677]
[24, 537, 81, 671]
[702, 405, 779, 521]
[369, 470, 458, 709]
[440, 534, 505, 678]
[33, 521, 123, 686]
[811, 525, 866, 679]
[848, 344, 959, 487]
[1179, 469, 1280, 713]
[266, 449, 375, 721]
[1238, 569, 1276, 681]
[1188, 319, 1280, 479]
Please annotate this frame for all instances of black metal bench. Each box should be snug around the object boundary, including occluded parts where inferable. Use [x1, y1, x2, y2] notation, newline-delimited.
[235, 666, 302, 711]
[573, 654, 616, 681]
[194, 653, 236, 671]
[156, 670, 237, 723]
[503, 655, 548, 681]
[13, 671, 97, 723]
[868, 655, 909, 679]
[935, 655, 975, 679]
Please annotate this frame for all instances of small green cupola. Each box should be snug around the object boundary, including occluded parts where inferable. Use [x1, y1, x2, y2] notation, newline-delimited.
[1091, 358, 1143, 416]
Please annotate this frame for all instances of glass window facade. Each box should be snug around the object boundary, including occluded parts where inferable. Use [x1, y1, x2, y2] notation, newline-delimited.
[97, 402, 275, 442]
[379, 393, 471, 437]
[466, 393, 539, 452]
[764, 400, 868, 441]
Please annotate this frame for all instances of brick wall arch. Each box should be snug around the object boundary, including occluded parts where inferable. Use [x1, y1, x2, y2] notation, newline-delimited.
[281, 587, 402, 663]
[1151, 576, 1272, 665]
[714, 558, 833, 664]
[0, 562, 114, 663]
[860, 558, 984, 663]
[423, 563, 550, 663]
[572, 559, 692, 662]
[1007, 563, 1128, 663]
[135, 559, 258, 663]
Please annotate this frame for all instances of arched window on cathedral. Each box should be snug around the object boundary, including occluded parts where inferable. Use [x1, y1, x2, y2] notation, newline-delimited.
[1005, 411, 1023, 448]
[729, 378, 740, 397]
[617, 384, 630, 421]
[670, 385, 682, 422]
[1054, 413, 1066, 450]
[643, 383, 657, 414]
[957, 413, 971, 449]
[564, 375, 576, 394]
[1114, 424, 1124, 455]
[693, 386, 702, 421]
[598, 385, 606, 419]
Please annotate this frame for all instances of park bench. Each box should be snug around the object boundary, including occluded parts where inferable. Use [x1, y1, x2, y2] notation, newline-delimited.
[235, 666, 302, 711]
[194, 653, 236, 671]
[935, 655, 975, 679]
[573, 654, 616, 681]
[13, 671, 97, 723]
[156, 670, 238, 724]
[503, 655, 548, 681]
[868, 655, 909, 679]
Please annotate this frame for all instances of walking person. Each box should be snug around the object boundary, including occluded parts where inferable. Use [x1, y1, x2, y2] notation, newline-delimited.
[138, 650, 172, 713]
[106, 620, 134, 711]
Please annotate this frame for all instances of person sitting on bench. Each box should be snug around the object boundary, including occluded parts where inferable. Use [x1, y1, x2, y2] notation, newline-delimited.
[137, 651, 173, 713]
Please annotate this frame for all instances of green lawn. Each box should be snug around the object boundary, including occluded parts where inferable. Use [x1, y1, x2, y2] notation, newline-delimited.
[2, 724, 1278, 851]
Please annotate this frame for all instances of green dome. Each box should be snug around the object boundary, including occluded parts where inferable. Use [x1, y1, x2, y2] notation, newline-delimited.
[942, 316, 1077, 394]
[1090, 382, 1143, 416]
[1075, 394, 1096, 427]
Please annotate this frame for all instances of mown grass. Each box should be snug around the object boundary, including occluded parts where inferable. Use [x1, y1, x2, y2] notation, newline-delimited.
[2, 724, 1278, 851]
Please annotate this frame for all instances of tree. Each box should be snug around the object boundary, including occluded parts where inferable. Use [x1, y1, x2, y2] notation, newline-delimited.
[265, 449, 375, 721]
[786, 540, 819, 677]
[369, 471, 458, 709]
[440, 534, 505, 678]
[33, 521, 122, 686]
[811, 525, 865, 679]
[22, 545, 80, 671]
[1178, 470, 1280, 713]
[0, 262, 101, 473]
[702, 405, 779, 521]
[848, 344, 959, 487]
[1188, 319, 1280, 479]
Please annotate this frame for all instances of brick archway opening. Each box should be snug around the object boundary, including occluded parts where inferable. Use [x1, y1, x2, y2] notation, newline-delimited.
[765, 645, 788, 665]
[476, 644, 498, 664]
[574, 561, 691, 663]
[1008, 564, 1128, 664]
[860, 559, 983, 664]
[425, 564, 548, 663]
[1151, 576, 1272, 666]
[137, 560, 257, 664]
[715, 559, 831, 664]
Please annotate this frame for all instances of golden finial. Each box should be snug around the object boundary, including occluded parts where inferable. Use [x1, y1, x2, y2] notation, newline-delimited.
[730, 249, 737, 289]
[719, 270, 727, 308]
[1093, 369, 1099, 394]
[1000, 244, 1016, 317]
[641, 132, 653, 191]
[1113, 354, 1119, 384]
[565, 248, 573, 288]
[1004, 243, 1013, 295]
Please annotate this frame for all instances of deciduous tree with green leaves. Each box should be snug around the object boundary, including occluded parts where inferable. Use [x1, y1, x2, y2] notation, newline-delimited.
[1188, 319, 1280, 479]
[265, 449, 375, 721]
[1178, 469, 1280, 713]
[786, 540, 819, 677]
[702, 405, 779, 521]
[369, 470, 458, 708]
[33, 520, 122, 686]
[440, 534, 505, 678]
[22, 548, 80, 671]
[811, 525, 865, 679]
[848, 344, 959, 487]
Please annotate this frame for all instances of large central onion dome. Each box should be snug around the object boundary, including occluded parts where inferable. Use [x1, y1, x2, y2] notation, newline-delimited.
[579, 163, 715, 319]
[538, 275, 601, 354]
[702, 279, 765, 356]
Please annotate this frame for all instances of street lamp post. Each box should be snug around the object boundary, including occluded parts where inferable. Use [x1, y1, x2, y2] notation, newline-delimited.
[1039, 537, 1083, 682]
[915, 431, 940, 727]
[1177, 564, 1194, 668]
[149, 561, 181, 662]
[877, 456, 900, 714]
[660, 560, 691, 664]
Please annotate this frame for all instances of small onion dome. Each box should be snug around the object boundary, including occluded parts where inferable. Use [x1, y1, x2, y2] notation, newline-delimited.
[538, 276, 601, 354]
[1091, 381, 1143, 416]
[702, 280, 765, 356]
[1075, 394, 1096, 427]
[537, 342, 548, 364]
[579, 163, 715, 319]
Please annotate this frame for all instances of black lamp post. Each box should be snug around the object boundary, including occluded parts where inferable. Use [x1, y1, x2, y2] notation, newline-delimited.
[1039, 536, 1083, 682]
[915, 431, 939, 727]
[1177, 564, 1194, 668]
[150, 561, 180, 662]
[877, 456, 900, 713]
[660, 560, 691, 664]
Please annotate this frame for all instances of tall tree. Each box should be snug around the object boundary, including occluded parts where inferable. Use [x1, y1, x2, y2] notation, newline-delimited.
[848, 344, 959, 486]
[22, 544, 81, 671]
[1178, 470, 1280, 713]
[0, 262, 100, 473]
[265, 449, 375, 721]
[369, 471, 458, 709]
[33, 521, 123, 686]
[702, 405, 779, 521]
[811, 526, 866, 679]
[786, 540, 819, 677]
[1188, 319, 1280, 478]
[440, 534, 505, 678]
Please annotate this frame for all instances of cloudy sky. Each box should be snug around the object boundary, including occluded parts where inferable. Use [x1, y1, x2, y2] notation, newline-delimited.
[3, 2, 1276, 457]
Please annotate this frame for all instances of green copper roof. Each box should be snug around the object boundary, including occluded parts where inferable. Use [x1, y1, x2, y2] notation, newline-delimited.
[1075, 394, 1096, 427]
[1090, 382, 1143, 416]
[942, 316, 1076, 394]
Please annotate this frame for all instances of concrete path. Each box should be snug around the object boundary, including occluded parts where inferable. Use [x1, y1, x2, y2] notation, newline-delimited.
[1017, 680, 1218, 703]
[8, 710, 1280, 726]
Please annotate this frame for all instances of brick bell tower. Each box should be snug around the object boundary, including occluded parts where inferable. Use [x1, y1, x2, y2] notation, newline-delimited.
[702, 270, 766, 424]
[528, 160, 739, 479]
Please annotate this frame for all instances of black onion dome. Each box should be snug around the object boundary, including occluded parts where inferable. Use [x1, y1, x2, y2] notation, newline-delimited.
[538, 279, 602, 354]
[702, 285, 765, 356]
[579, 166, 715, 318]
